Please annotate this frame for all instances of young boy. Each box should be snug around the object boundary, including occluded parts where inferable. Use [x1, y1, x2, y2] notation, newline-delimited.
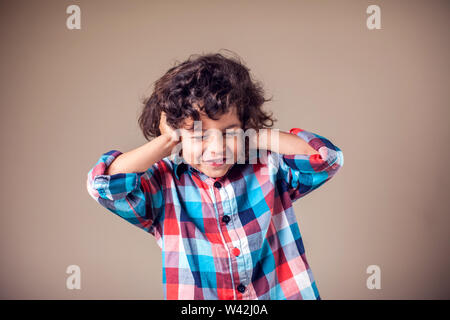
[86, 52, 344, 300]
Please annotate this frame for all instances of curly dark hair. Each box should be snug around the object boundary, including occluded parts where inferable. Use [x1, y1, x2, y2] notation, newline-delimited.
[138, 50, 276, 141]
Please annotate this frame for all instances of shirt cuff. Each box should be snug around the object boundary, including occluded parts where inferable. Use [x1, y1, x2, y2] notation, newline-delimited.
[283, 127, 343, 173]
[87, 150, 145, 201]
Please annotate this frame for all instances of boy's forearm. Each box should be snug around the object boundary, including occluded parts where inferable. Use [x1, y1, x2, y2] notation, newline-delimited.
[257, 129, 320, 156]
[106, 134, 179, 175]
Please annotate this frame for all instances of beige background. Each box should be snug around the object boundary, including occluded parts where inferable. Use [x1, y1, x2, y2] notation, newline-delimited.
[0, 0, 449, 299]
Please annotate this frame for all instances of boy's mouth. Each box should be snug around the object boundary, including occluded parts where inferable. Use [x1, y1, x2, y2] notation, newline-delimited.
[203, 158, 228, 167]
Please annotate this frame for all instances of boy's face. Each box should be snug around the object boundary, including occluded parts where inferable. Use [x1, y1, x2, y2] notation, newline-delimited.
[179, 107, 244, 178]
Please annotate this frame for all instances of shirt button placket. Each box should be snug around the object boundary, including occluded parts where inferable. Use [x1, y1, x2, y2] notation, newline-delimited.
[214, 178, 247, 297]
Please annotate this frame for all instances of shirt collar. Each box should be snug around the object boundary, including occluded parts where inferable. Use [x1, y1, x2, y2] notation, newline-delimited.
[172, 153, 207, 180]
[172, 153, 188, 180]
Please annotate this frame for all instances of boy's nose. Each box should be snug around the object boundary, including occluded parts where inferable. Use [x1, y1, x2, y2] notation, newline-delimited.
[204, 132, 226, 156]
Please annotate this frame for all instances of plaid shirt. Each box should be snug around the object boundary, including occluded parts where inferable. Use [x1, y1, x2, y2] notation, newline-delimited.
[86, 127, 344, 300]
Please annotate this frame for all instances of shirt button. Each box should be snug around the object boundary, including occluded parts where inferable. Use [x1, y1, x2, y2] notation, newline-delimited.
[231, 247, 240, 256]
[213, 181, 222, 188]
[222, 215, 231, 224]
[237, 284, 246, 293]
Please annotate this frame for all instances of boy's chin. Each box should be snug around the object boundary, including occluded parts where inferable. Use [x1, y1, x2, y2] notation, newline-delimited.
[195, 163, 234, 178]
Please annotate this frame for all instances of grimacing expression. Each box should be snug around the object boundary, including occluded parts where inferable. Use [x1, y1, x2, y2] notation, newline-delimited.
[178, 108, 245, 178]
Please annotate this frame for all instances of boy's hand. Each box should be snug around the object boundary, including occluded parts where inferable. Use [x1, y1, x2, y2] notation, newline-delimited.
[159, 112, 180, 144]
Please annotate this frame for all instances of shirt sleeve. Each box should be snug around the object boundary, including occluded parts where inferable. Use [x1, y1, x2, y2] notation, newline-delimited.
[86, 150, 165, 236]
[275, 128, 344, 202]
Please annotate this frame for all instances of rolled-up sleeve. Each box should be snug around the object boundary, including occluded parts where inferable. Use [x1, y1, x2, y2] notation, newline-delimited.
[86, 150, 165, 236]
[275, 128, 344, 202]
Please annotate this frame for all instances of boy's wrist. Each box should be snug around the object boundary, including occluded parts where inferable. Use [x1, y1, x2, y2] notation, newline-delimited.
[164, 132, 180, 144]
[160, 133, 181, 157]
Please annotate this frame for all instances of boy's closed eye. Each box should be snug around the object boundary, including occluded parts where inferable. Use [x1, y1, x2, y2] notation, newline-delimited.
[191, 131, 239, 140]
